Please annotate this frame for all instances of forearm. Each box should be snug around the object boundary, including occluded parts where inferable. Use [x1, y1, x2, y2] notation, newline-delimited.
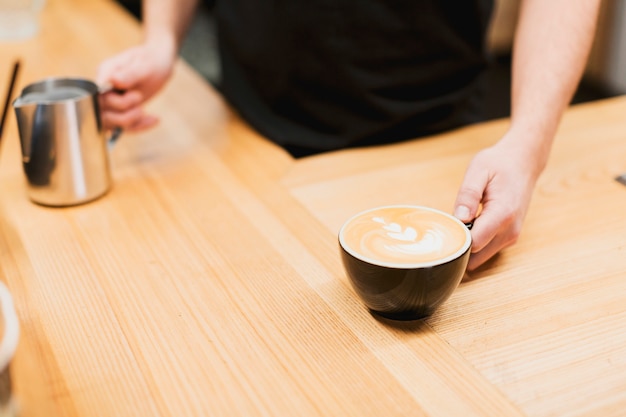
[507, 0, 601, 172]
[142, 0, 200, 57]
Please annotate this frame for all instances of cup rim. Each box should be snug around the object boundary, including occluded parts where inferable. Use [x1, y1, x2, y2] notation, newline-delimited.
[338, 204, 472, 269]
[0, 282, 19, 371]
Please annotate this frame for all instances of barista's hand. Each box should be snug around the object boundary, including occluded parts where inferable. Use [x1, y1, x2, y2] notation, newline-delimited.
[97, 40, 176, 131]
[453, 133, 545, 271]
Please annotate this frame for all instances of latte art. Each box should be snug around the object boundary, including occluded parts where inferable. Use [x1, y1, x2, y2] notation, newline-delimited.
[340, 206, 471, 267]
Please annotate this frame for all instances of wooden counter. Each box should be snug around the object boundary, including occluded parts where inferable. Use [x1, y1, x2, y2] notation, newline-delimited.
[1, 1, 626, 416]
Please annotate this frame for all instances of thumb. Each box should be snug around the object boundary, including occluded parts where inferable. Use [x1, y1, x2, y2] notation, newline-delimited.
[97, 54, 142, 91]
[97, 57, 122, 88]
[106, 68, 140, 91]
[453, 167, 488, 224]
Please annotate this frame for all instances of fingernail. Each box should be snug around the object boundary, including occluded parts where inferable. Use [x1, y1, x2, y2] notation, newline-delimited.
[454, 205, 471, 221]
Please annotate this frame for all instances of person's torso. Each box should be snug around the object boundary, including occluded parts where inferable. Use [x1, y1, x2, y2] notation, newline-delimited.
[214, 0, 494, 155]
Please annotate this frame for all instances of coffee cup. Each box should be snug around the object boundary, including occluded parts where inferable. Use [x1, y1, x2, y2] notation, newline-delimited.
[338, 205, 471, 320]
[0, 282, 19, 417]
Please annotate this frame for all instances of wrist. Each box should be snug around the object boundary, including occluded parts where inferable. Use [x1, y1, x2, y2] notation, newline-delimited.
[143, 28, 179, 62]
[497, 124, 555, 178]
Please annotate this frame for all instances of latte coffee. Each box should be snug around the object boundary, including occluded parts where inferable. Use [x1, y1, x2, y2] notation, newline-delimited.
[339, 205, 471, 268]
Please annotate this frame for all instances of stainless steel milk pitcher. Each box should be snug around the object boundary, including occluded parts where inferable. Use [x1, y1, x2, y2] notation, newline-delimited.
[13, 77, 120, 206]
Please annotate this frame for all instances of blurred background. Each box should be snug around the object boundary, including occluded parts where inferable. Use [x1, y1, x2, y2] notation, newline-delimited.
[115, 0, 626, 121]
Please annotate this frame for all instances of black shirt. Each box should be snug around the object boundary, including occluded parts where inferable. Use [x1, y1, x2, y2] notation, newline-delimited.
[213, 0, 494, 156]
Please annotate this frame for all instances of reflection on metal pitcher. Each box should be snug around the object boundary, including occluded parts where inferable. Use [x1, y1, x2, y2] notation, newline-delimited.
[12, 77, 120, 207]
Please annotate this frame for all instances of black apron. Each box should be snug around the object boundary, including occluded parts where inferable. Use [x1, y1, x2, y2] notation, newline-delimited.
[213, 0, 494, 156]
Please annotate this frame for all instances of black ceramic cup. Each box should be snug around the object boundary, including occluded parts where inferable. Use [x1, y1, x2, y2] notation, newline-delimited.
[338, 205, 472, 320]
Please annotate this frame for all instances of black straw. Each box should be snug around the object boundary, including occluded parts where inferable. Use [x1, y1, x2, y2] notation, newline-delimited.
[0, 61, 20, 141]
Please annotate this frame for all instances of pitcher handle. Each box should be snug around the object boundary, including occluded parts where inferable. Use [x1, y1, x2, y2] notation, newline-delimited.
[98, 84, 124, 151]
[108, 127, 122, 150]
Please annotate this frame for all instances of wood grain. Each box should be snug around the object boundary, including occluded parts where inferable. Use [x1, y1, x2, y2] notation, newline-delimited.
[1, 1, 625, 416]
[283, 98, 626, 417]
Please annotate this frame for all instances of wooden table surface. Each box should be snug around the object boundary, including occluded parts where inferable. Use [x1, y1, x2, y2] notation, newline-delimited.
[2, 1, 626, 416]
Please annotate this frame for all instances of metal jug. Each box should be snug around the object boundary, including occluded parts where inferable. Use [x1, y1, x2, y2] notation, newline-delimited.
[12, 77, 120, 206]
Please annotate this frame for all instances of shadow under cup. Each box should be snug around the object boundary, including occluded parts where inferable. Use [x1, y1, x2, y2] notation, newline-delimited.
[339, 205, 471, 320]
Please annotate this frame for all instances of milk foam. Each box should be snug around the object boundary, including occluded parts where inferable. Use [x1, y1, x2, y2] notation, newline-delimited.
[341, 206, 470, 266]
[374, 216, 445, 256]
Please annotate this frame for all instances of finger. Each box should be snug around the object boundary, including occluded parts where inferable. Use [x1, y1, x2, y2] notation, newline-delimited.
[97, 51, 145, 91]
[454, 164, 489, 224]
[103, 110, 159, 132]
[467, 230, 515, 271]
[107, 57, 151, 91]
[97, 56, 130, 89]
[129, 114, 160, 131]
[96, 60, 118, 87]
[468, 203, 513, 253]
[100, 90, 143, 112]
[467, 238, 502, 271]
[102, 107, 146, 130]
